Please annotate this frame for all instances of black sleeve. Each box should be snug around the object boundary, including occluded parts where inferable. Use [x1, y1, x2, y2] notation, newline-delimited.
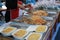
[5, 11, 10, 22]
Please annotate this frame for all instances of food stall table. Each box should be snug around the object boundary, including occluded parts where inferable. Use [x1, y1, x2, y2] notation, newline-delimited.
[43, 11, 60, 40]
[0, 10, 60, 40]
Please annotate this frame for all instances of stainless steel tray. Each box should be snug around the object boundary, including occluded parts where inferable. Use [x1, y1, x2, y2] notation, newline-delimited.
[10, 22, 30, 29]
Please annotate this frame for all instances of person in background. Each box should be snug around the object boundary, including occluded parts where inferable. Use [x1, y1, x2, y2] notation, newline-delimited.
[0, 1, 3, 20]
[26, 0, 36, 10]
[19, 0, 36, 10]
[26, 0, 36, 5]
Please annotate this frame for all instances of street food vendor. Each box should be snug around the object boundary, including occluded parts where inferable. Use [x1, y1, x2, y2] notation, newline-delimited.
[5, 0, 25, 22]
[10, 1, 25, 19]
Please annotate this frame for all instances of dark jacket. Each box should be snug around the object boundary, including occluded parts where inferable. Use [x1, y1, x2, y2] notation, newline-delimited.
[6, 0, 17, 10]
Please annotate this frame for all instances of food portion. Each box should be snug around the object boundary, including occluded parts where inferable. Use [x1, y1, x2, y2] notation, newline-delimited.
[13, 29, 27, 38]
[2, 27, 16, 34]
[18, 16, 46, 25]
[13, 10, 48, 25]
[31, 15, 40, 21]
[36, 25, 47, 32]
[27, 33, 41, 40]
[32, 10, 48, 16]
[31, 15, 47, 25]
[19, 16, 30, 22]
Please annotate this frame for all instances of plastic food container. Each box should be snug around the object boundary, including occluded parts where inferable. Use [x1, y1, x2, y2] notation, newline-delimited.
[26, 25, 37, 32]
[0, 22, 12, 33]
[27, 25, 48, 33]
[12, 29, 29, 40]
[25, 32, 42, 40]
[1, 26, 17, 36]
[35, 25, 48, 33]
[0, 26, 5, 32]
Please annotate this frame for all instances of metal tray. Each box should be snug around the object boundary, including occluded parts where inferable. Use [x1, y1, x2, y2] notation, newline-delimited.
[10, 22, 30, 29]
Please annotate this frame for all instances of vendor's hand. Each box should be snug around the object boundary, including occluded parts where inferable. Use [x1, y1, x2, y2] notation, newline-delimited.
[24, 4, 33, 10]
[18, 4, 25, 10]
[20, 6, 25, 10]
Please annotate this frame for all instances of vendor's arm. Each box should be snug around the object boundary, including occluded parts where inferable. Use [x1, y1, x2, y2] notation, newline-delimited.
[18, 4, 25, 9]
[18, 1, 25, 9]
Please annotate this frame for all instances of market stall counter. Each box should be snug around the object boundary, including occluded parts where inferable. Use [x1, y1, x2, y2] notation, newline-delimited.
[0, 10, 60, 40]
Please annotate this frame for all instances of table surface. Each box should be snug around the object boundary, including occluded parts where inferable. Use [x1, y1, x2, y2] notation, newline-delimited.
[43, 11, 60, 40]
[0, 10, 60, 40]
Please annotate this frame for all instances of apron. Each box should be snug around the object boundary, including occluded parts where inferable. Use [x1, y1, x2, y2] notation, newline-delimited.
[10, 1, 22, 20]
